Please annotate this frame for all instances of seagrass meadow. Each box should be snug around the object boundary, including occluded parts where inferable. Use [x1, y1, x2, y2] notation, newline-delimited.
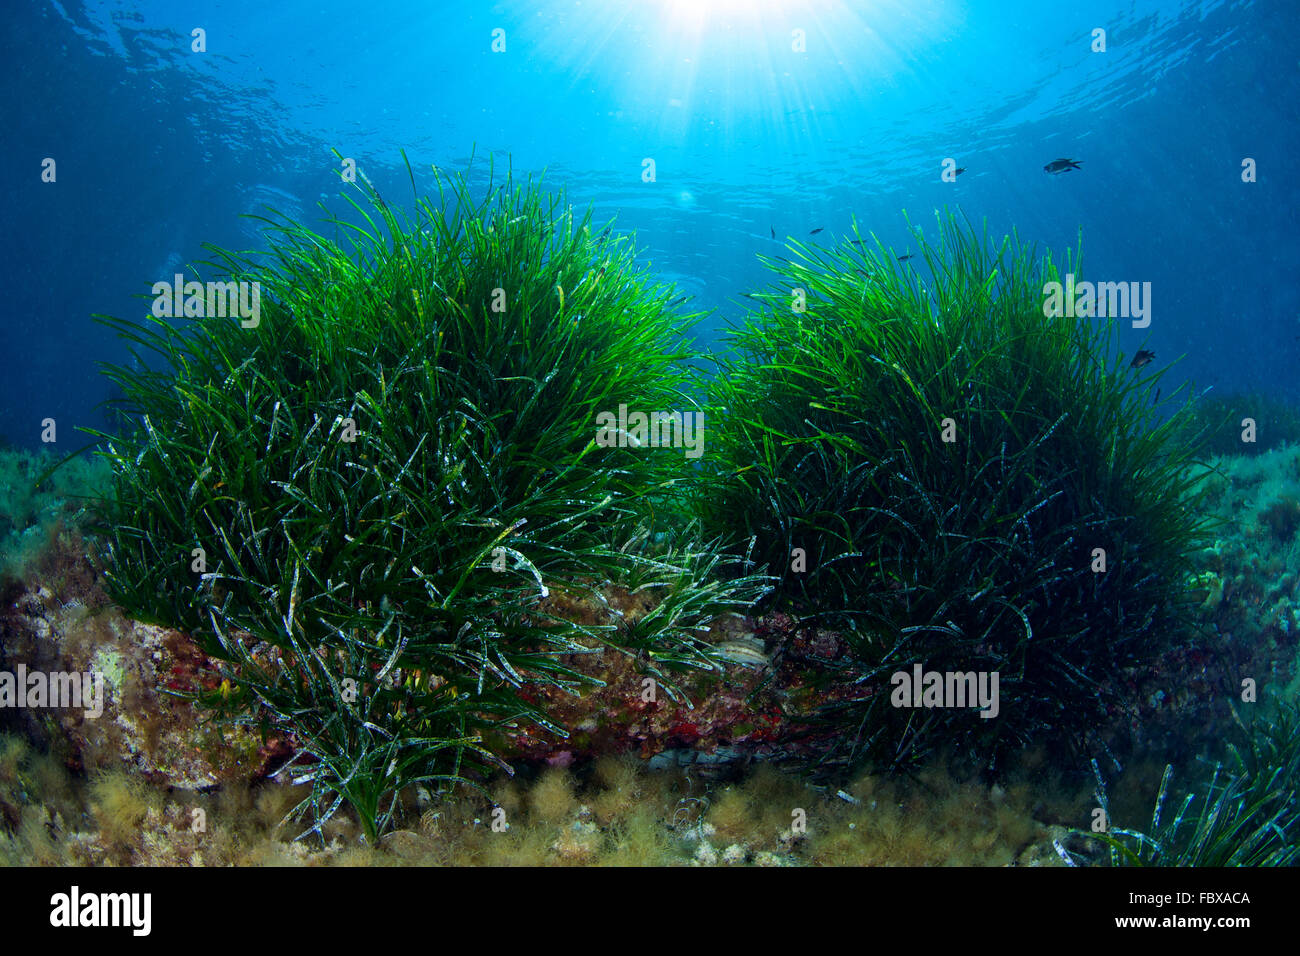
[0, 159, 1298, 868]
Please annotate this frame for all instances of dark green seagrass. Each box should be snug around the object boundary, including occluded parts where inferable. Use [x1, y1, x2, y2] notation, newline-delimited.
[700, 212, 1212, 774]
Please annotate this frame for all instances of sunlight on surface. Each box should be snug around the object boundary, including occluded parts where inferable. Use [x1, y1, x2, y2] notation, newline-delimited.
[661, 0, 794, 31]
[467, 0, 950, 161]
[639, 0, 925, 140]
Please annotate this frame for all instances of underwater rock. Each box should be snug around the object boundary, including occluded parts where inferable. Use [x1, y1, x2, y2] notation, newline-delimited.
[7, 561, 1270, 794]
[498, 629, 788, 770]
[494, 594, 905, 772]
[0, 582, 270, 789]
[488, 588, 876, 772]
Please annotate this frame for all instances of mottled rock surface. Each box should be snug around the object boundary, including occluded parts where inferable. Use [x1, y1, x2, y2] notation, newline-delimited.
[1, 569, 270, 789]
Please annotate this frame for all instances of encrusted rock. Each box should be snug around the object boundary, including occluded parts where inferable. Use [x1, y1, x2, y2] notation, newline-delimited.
[1, 581, 270, 789]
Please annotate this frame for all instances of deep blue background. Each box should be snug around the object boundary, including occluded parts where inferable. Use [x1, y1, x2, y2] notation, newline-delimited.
[2, 0, 1297, 450]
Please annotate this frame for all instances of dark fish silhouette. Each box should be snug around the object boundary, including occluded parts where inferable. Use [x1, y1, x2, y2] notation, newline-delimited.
[810, 228, 824, 235]
[955, 167, 967, 176]
[849, 239, 867, 245]
[1130, 349, 1155, 369]
[897, 254, 914, 261]
[770, 226, 776, 239]
[1044, 158, 1083, 174]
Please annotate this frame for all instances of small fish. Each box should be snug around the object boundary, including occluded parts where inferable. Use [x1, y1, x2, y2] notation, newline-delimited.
[1130, 349, 1155, 369]
[713, 635, 770, 668]
[955, 167, 967, 176]
[668, 295, 689, 307]
[810, 227, 824, 235]
[897, 254, 914, 261]
[1044, 158, 1083, 174]
[770, 225, 776, 239]
[849, 239, 868, 245]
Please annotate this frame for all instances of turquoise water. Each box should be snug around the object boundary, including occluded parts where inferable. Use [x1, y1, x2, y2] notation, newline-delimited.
[2, 0, 1296, 445]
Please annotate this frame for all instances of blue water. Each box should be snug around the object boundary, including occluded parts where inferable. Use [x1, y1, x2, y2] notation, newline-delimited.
[2, 0, 1297, 449]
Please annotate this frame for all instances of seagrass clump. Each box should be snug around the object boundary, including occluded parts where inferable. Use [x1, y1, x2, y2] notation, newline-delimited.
[700, 212, 1210, 773]
[93, 157, 764, 840]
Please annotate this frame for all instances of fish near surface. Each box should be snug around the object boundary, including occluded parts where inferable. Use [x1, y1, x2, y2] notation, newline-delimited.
[1130, 348, 1155, 368]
